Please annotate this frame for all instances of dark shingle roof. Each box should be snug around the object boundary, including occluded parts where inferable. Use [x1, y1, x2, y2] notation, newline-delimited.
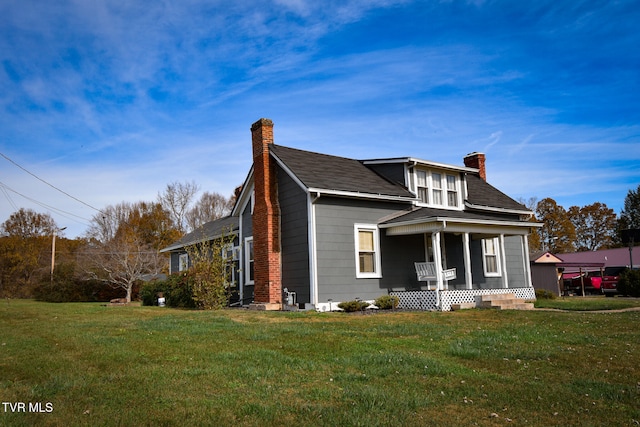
[380, 206, 525, 225]
[465, 174, 529, 212]
[160, 216, 239, 252]
[270, 145, 414, 199]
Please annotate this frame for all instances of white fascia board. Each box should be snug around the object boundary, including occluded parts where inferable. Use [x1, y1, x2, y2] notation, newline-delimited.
[464, 201, 533, 216]
[362, 157, 477, 174]
[308, 187, 416, 202]
[380, 216, 534, 230]
[231, 167, 254, 217]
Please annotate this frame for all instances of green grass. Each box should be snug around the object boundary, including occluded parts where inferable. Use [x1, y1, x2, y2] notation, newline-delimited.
[0, 300, 639, 426]
[534, 295, 640, 311]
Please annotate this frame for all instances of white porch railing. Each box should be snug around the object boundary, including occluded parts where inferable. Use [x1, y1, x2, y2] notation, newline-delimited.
[390, 288, 536, 311]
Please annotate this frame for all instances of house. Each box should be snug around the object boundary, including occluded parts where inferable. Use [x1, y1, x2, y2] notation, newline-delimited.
[163, 118, 539, 311]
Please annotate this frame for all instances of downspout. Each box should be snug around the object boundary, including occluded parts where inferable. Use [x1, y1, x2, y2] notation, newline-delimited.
[308, 191, 320, 308]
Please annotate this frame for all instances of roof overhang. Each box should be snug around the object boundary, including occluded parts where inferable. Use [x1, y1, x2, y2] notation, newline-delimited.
[465, 201, 535, 217]
[380, 216, 535, 236]
[362, 157, 477, 174]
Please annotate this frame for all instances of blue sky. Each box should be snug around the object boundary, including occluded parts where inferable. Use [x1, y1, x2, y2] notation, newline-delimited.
[1, 0, 638, 238]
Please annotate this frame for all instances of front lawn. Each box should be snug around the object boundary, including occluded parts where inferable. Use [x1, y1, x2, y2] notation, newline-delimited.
[0, 300, 638, 426]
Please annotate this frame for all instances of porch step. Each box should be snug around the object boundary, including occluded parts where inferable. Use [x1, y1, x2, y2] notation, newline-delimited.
[475, 294, 534, 310]
[451, 302, 476, 311]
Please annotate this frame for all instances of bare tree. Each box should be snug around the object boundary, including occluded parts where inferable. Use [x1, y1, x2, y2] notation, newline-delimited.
[82, 201, 178, 302]
[185, 191, 233, 231]
[158, 181, 200, 234]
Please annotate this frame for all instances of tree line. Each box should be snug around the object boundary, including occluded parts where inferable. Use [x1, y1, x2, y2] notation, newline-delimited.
[0, 181, 236, 301]
[522, 184, 640, 253]
[1, 181, 638, 302]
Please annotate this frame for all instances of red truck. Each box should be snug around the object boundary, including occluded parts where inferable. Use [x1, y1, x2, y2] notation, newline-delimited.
[601, 266, 627, 297]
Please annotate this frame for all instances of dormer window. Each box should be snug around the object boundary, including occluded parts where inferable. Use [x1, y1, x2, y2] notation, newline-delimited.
[414, 168, 461, 209]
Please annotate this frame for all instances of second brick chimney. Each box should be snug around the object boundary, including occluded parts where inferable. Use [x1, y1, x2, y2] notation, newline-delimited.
[463, 152, 486, 181]
[250, 118, 282, 310]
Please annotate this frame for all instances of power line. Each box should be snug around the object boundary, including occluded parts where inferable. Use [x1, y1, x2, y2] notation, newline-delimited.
[0, 181, 92, 225]
[0, 151, 103, 213]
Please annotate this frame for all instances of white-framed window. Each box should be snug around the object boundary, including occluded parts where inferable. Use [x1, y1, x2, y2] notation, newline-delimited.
[354, 224, 382, 278]
[416, 170, 428, 204]
[446, 175, 458, 207]
[244, 237, 254, 285]
[482, 237, 501, 277]
[414, 169, 461, 209]
[178, 253, 189, 272]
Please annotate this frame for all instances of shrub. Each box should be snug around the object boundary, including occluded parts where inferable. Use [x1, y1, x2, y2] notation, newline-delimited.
[617, 269, 640, 297]
[34, 262, 125, 302]
[375, 295, 400, 309]
[141, 273, 196, 308]
[338, 300, 370, 312]
[535, 289, 557, 300]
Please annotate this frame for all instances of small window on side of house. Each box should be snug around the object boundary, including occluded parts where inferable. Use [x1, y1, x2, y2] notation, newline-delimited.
[244, 237, 254, 284]
[482, 237, 501, 277]
[354, 225, 382, 278]
[178, 253, 189, 272]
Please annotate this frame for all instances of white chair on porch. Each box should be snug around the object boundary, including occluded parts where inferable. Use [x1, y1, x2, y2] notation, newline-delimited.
[414, 262, 457, 290]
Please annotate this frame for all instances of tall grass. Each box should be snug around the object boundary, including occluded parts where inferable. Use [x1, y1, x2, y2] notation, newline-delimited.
[0, 300, 638, 426]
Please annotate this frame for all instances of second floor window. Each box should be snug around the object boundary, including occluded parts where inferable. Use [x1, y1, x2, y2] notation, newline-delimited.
[414, 169, 460, 209]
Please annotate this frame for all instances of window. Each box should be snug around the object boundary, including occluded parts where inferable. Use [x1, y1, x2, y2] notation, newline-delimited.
[482, 238, 501, 277]
[414, 169, 460, 209]
[354, 225, 381, 278]
[416, 170, 428, 204]
[244, 237, 254, 284]
[446, 175, 458, 207]
[431, 173, 443, 205]
[178, 253, 189, 272]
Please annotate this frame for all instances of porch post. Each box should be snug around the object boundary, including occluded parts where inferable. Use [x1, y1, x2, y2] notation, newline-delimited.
[431, 231, 443, 290]
[463, 232, 472, 289]
[499, 234, 509, 288]
[522, 234, 532, 287]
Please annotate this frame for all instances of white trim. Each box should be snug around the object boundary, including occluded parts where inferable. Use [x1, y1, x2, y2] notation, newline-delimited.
[481, 237, 502, 277]
[231, 167, 254, 216]
[522, 234, 532, 288]
[464, 201, 534, 216]
[244, 237, 254, 285]
[354, 224, 382, 279]
[463, 232, 473, 289]
[362, 157, 477, 174]
[308, 193, 319, 306]
[499, 234, 509, 288]
[307, 187, 416, 202]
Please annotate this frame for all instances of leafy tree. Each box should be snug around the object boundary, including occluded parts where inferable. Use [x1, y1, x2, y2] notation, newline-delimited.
[184, 227, 236, 310]
[568, 202, 617, 251]
[185, 191, 234, 231]
[616, 184, 640, 245]
[82, 201, 179, 302]
[535, 198, 576, 253]
[0, 209, 63, 297]
[1, 208, 57, 238]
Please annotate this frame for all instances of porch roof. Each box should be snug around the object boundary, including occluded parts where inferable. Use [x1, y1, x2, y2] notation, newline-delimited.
[379, 206, 533, 235]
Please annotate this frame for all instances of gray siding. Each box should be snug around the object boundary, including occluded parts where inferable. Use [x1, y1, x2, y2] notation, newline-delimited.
[314, 197, 409, 302]
[277, 166, 311, 304]
[504, 235, 526, 286]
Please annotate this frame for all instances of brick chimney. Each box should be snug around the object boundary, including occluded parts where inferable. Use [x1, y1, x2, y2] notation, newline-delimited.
[463, 152, 486, 181]
[250, 118, 282, 310]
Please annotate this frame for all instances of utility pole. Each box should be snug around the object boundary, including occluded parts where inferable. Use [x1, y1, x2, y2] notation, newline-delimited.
[51, 227, 67, 284]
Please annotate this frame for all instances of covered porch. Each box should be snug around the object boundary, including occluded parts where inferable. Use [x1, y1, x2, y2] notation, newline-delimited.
[379, 209, 537, 310]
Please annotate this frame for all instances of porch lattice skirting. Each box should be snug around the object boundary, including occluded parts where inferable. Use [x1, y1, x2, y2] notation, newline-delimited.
[390, 288, 536, 312]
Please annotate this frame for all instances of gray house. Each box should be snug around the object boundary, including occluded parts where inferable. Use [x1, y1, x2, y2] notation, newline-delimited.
[164, 118, 538, 311]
